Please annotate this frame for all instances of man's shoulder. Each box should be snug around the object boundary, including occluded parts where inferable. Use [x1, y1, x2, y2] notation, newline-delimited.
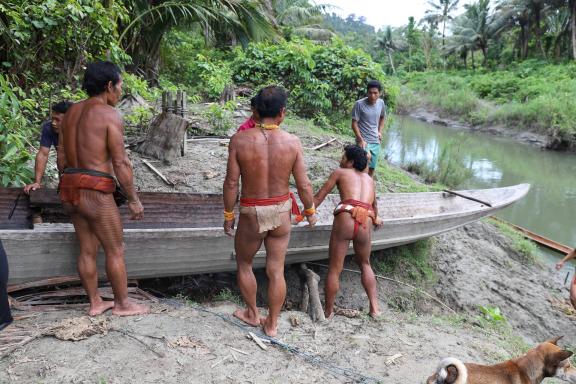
[355, 97, 368, 105]
[40, 120, 52, 132]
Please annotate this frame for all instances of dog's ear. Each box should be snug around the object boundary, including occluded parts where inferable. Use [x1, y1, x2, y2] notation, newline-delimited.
[545, 336, 564, 345]
[550, 350, 573, 365]
[445, 365, 459, 384]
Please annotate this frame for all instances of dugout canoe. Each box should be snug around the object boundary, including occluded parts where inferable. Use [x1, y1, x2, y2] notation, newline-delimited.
[0, 184, 530, 285]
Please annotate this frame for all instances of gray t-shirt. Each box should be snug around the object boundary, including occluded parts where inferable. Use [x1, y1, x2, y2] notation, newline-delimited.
[351, 97, 386, 144]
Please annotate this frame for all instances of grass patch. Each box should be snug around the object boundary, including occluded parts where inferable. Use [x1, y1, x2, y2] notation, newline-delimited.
[489, 219, 538, 264]
[375, 162, 438, 193]
[373, 239, 436, 284]
[214, 288, 243, 306]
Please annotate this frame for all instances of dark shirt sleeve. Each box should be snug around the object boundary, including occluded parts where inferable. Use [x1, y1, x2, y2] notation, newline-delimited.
[39, 121, 56, 148]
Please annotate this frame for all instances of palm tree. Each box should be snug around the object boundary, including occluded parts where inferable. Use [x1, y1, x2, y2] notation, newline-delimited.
[448, 0, 507, 65]
[376, 26, 398, 73]
[119, 0, 276, 83]
[422, 0, 461, 49]
[267, 0, 334, 41]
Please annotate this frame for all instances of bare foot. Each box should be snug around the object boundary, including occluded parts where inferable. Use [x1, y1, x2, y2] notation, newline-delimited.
[112, 301, 150, 316]
[324, 310, 334, 320]
[260, 317, 277, 337]
[369, 311, 382, 319]
[88, 300, 115, 316]
[233, 308, 260, 327]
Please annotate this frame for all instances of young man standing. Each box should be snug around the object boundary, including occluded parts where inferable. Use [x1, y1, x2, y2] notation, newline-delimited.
[23, 101, 72, 194]
[314, 145, 383, 319]
[58, 61, 148, 317]
[351, 80, 386, 177]
[223, 86, 317, 337]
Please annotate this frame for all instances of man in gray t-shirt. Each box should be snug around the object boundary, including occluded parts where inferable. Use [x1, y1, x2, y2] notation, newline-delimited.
[351, 80, 386, 177]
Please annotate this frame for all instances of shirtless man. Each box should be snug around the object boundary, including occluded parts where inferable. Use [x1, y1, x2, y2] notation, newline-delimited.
[314, 145, 383, 318]
[57, 61, 148, 316]
[223, 86, 317, 337]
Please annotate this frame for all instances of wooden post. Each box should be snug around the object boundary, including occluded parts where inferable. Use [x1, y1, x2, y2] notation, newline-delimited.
[166, 92, 174, 114]
[299, 264, 325, 322]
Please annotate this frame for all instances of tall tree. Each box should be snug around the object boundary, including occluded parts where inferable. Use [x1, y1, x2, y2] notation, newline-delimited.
[422, 0, 461, 49]
[376, 26, 398, 73]
[119, 0, 275, 83]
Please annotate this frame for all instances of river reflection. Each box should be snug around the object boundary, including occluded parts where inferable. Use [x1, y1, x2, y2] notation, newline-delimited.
[384, 116, 576, 250]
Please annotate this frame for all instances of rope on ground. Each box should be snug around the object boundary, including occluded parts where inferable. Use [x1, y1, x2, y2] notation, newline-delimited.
[307, 262, 457, 314]
[163, 298, 382, 384]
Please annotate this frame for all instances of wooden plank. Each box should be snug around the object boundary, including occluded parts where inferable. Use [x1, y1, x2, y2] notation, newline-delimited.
[490, 216, 572, 255]
[141, 158, 175, 187]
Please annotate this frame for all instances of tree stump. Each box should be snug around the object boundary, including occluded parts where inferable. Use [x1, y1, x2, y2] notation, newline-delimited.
[299, 264, 325, 322]
[219, 84, 235, 104]
[137, 113, 188, 162]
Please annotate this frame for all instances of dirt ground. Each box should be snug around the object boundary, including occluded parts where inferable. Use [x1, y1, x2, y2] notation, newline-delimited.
[2, 103, 574, 383]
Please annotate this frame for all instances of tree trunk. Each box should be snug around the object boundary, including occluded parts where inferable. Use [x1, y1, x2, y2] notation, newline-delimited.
[571, 0, 576, 60]
[471, 50, 475, 70]
[481, 45, 488, 66]
[387, 50, 396, 74]
[534, 6, 546, 58]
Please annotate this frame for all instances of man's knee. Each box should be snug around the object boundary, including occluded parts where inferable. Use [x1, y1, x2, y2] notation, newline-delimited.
[266, 264, 284, 281]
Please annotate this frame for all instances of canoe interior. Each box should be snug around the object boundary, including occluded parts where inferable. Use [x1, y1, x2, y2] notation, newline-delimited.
[0, 184, 529, 229]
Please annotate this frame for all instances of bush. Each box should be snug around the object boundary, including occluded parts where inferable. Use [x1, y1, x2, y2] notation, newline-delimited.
[0, 75, 35, 186]
[232, 38, 398, 124]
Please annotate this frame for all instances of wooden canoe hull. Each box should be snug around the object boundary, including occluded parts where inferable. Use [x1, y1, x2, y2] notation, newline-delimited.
[1, 184, 530, 284]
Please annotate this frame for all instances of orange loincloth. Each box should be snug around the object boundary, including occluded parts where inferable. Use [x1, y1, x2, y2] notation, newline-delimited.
[59, 169, 116, 206]
[333, 199, 376, 239]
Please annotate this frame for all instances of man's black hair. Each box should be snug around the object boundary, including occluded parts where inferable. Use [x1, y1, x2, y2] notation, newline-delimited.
[51, 100, 72, 114]
[255, 86, 287, 118]
[367, 80, 382, 92]
[82, 61, 122, 97]
[250, 95, 258, 108]
[344, 144, 368, 172]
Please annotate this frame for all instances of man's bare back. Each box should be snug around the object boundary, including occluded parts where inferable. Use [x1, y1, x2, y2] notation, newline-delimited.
[58, 61, 147, 317]
[61, 99, 120, 174]
[314, 145, 381, 319]
[223, 86, 316, 337]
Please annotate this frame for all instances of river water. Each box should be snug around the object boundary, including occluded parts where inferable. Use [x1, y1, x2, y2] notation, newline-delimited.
[384, 116, 576, 264]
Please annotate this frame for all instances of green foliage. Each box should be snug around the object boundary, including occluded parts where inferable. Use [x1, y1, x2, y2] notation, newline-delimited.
[214, 288, 243, 306]
[0, 75, 34, 186]
[122, 72, 159, 102]
[161, 31, 234, 100]
[490, 219, 538, 263]
[373, 240, 435, 283]
[1, 0, 129, 86]
[232, 38, 396, 123]
[401, 135, 473, 188]
[403, 64, 576, 148]
[202, 101, 236, 136]
[478, 305, 506, 324]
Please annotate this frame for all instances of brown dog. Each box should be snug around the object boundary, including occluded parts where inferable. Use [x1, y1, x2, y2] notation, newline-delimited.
[426, 337, 576, 384]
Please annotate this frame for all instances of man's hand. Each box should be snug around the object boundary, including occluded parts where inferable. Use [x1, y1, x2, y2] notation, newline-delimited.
[357, 138, 367, 149]
[378, 131, 382, 141]
[305, 214, 317, 228]
[374, 217, 384, 230]
[23, 183, 42, 195]
[224, 219, 236, 237]
[128, 200, 144, 220]
[556, 261, 565, 271]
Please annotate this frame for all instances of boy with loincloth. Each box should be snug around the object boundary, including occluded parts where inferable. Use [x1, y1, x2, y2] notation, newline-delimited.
[223, 86, 317, 337]
[57, 61, 148, 317]
[314, 145, 383, 318]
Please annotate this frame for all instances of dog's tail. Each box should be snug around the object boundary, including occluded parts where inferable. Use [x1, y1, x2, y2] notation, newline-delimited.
[431, 358, 468, 384]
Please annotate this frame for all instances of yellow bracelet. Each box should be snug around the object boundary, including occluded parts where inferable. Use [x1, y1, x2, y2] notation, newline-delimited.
[303, 206, 316, 216]
[223, 210, 235, 221]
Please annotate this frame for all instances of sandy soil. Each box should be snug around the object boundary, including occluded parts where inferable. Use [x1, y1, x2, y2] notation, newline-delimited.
[3, 103, 574, 383]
